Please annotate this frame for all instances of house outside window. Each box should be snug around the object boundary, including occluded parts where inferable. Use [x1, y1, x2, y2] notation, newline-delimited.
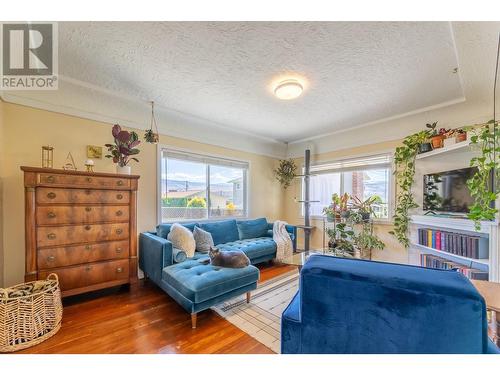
[159, 148, 248, 222]
[304, 154, 393, 220]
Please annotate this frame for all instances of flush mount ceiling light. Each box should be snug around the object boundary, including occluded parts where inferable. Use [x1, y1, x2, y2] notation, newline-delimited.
[274, 79, 303, 100]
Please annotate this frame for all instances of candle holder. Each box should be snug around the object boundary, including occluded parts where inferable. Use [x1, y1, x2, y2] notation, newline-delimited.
[41, 146, 54, 168]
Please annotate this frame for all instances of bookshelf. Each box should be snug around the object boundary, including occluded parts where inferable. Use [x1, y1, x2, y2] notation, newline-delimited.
[409, 215, 499, 282]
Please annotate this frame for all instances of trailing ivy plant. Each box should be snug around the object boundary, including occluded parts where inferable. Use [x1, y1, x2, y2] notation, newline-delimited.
[274, 159, 297, 189]
[389, 131, 430, 247]
[466, 120, 500, 230]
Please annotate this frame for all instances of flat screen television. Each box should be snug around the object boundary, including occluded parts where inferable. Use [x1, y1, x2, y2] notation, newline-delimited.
[423, 167, 483, 214]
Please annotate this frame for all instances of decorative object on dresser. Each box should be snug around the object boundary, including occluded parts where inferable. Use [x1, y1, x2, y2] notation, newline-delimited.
[105, 124, 141, 175]
[62, 152, 77, 170]
[41, 145, 54, 168]
[21, 166, 140, 297]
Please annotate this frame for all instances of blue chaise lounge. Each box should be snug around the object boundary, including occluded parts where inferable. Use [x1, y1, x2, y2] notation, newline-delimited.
[282, 255, 500, 354]
[139, 218, 296, 327]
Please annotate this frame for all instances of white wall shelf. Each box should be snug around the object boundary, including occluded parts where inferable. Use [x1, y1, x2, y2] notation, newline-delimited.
[411, 243, 489, 272]
[415, 140, 473, 160]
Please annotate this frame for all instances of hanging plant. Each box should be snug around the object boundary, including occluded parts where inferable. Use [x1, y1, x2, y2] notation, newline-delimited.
[274, 159, 297, 189]
[389, 130, 430, 248]
[144, 101, 159, 144]
[466, 120, 500, 230]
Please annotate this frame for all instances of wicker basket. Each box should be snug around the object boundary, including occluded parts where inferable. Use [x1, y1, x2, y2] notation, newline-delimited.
[0, 273, 62, 352]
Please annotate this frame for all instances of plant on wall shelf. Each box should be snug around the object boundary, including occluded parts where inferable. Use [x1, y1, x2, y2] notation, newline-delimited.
[274, 159, 297, 189]
[389, 130, 430, 248]
[466, 120, 500, 230]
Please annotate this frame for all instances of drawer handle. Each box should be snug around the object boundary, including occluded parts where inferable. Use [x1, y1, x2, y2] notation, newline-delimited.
[47, 192, 56, 199]
[117, 180, 124, 186]
[86, 177, 92, 183]
[85, 207, 92, 212]
[116, 194, 123, 200]
[86, 266, 92, 271]
[85, 225, 91, 231]
[47, 256, 55, 262]
[47, 212, 56, 218]
[47, 233, 56, 240]
[116, 210, 123, 217]
[85, 245, 92, 250]
[116, 228, 123, 235]
[116, 267, 123, 273]
[46, 175, 55, 183]
[116, 247, 123, 253]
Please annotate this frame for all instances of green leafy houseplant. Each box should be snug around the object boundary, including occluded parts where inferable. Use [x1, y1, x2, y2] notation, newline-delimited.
[390, 130, 430, 247]
[353, 229, 385, 259]
[351, 195, 382, 220]
[274, 159, 297, 189]
[326, 223, 355, 254]
[105, 124, 141, 167]
[466, 120, 500, 229]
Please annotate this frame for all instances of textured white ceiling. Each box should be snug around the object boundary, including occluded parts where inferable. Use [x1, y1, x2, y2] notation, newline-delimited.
[55, 21, 463, 143]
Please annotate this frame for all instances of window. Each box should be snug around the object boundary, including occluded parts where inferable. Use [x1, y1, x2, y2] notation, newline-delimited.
[305, 154, 392, 219]
[160, 149, 248, 222]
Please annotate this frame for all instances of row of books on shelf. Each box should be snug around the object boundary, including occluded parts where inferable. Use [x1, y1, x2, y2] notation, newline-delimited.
[420, 254, 489, 280]
[417, 228, 488, 260]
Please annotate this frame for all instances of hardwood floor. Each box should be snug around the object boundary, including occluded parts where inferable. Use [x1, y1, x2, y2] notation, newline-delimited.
[18, 262, 297, 354]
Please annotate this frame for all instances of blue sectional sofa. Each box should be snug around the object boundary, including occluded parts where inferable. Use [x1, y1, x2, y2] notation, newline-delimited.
[139, 218, 296, 328]
[282, 255, 500, 354]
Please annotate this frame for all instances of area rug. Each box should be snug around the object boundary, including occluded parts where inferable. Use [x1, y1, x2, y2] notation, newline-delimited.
[212, 270, 299, 353]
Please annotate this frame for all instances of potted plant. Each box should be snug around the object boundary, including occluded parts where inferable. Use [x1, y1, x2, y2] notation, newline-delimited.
[326, 224, 355, 254]
[426, 122, 445, 149]
[322, 204, 336, 222]
[105, 124, 141, 174]
[332, 193, 351, 218]
[274, 159, 297, 189]
[351, 195, 382, 220]
[455, 128, 467, 143]
[353, 230, 385, 260]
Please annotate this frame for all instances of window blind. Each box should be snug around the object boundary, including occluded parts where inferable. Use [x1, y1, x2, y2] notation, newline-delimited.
[162, 149, 249, 169]
[310, 153, 392, 175]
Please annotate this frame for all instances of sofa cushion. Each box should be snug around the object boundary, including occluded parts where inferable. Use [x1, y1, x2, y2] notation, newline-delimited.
[162, 259, 259, 303]
[193, 226, 214, 253]
[198, 220, 239, 246]
[156, 223, 196, 239]
[217, 237, 276, 261]
[237, 218, 269, 240]
[167, 223, 196, 257]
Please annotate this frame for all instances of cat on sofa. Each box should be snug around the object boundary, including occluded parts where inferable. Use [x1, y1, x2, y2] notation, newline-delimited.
[206, 246, 250, 268]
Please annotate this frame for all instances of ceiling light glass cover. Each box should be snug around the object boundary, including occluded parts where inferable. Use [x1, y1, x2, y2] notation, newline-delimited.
[274, 79, 303, 100]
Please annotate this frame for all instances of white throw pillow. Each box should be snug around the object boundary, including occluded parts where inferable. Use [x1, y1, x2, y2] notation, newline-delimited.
[167, 223, 196, 258]
[193, 226, 214, 253]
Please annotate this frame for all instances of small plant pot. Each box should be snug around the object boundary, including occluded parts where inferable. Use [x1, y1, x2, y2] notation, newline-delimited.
[443, 137, 456, 148]
[418, 143, 432, 154]
[455, 132, 467, 143]
[360, 212, 371, 221]
[430, 135, 444, 149]
[116, 165, 131, 175]
[340, 211, 350, 219]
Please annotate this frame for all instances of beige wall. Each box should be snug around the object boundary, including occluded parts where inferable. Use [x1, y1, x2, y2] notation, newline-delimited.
[282, 140, 408, 265]
[0, 102, 283, 287]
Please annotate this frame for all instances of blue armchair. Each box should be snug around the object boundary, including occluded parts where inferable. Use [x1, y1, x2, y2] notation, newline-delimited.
[282, 255, 500, 354]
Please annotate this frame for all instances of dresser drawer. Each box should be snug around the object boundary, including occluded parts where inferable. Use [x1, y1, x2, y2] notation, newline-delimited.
[39, 259, 130, 291]
[37, 223, 129, 247]
[37, 205, 130, 225]
[37, 188, 130, 204]
[38, 240, 129, 269]
[39, 173, 130, 189]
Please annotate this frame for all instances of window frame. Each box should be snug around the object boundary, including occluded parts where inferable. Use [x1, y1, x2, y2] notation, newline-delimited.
[301, 152, 395, 224]
[157, 144, 249, 224]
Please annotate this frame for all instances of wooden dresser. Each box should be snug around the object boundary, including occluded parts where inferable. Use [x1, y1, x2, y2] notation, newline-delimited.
[21, 166, 139, 297]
